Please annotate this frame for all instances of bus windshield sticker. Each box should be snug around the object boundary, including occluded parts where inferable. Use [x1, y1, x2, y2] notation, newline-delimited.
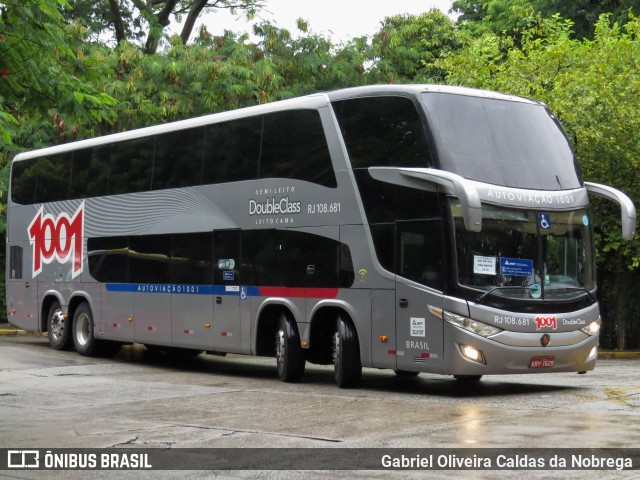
[223, 271, 235, 281]
[500, 258, 533, 277]
[218, 259, 235, 270]
[474, 255, 496, 275]
[537, 213, 551, 230]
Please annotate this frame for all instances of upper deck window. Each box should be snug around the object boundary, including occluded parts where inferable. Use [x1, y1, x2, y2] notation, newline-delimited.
[422, 93, 581, 190]
[332, 96, 433, 169]
[10, 110, 336, 205]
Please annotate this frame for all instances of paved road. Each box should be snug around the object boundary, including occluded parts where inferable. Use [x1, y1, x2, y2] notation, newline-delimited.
[0, 335, 639, 479]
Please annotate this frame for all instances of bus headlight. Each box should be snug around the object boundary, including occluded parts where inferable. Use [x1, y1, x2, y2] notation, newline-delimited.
[460, 344, 486, 364]
[580, 318, 602, 336]
[443, 311, 503, 337]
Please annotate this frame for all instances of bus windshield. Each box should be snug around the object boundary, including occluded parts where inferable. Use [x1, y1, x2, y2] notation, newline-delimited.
[452, 201, 595, 301]
[422, 93, 581, 190]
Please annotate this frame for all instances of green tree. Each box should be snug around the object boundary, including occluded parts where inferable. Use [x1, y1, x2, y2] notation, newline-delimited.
[0, 0, 116, 196]
[452, 0, 640, 38]
[65, 0, 264, 53]
[370, 10, 463, 83]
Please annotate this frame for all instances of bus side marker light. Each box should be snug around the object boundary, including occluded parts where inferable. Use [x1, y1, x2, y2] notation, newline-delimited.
[301, 341, 308, 347]
[204, 323, 211, 328]
[379, 335, 388, 343]
[127, 316, 133, 323]
[460, 344, 486, 364]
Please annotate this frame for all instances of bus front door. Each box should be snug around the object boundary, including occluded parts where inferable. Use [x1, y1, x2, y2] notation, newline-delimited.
[394, 220, 445, 373]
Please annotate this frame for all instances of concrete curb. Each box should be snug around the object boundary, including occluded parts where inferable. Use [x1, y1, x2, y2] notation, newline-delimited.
[598, 351, 640, 360]
[0, 328, 46, 337]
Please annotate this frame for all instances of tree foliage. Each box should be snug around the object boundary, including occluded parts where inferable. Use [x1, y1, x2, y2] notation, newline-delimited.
[370, 10, 463, 83]
[452, 0, 640, 39]
[64, 0, 264, 53]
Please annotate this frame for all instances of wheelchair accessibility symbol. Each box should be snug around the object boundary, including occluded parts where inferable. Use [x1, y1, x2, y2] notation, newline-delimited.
[538, 213, 551, 230]
[240, 287, 247, 300]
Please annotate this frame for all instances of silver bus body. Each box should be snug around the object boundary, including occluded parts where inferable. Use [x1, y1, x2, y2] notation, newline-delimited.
[6, 85, 636, 386]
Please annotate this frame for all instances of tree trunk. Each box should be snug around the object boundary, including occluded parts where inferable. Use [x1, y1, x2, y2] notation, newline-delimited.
[614, 256, 630, 350]
[107, 0, 127, 45]
[144, 0, 179, 54]
[180, 0, 209, 45]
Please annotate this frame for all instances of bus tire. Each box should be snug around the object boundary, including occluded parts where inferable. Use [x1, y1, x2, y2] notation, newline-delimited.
[332, 314, 362, 388]
[275, 312, 305, 383]
[72, 302, 120, 357]
[47, 301, 73, 350]
[72, 303, 99, 356]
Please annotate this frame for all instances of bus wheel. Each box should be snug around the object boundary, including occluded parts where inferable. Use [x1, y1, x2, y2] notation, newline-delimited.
[47, 301, 73, 350]
[454, 375, 483, 383]
[332, 314, 362, 388]
[73, 303, 99, 356]
[275, 313, 305, 383]
[73, 302, 120, 357]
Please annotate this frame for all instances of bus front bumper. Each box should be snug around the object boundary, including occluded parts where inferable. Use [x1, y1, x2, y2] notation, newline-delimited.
[442, 324, 599, 376]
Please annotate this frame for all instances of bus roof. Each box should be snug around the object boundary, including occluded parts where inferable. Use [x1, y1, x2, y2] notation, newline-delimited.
[12, 84, 538, 162]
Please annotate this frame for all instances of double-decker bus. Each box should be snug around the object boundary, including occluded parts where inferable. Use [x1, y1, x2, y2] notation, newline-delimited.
[6, 85, 636, 387]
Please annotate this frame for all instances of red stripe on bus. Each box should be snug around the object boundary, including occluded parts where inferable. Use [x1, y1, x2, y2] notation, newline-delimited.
[258, 287, 339, 299]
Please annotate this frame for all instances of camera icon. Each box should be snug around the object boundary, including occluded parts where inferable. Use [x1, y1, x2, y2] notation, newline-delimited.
[7, 450, 40, 468]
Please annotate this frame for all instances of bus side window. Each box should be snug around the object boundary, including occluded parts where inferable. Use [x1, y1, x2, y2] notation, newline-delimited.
[153, 127, 205, 190]
[87, 236, 129, 283]
[109, 137, 155, 195]
[34, 153, 72, 203]
[240, 230, 283, 286]
[172, 232, 213, 285]
[396, 220, 444, 290]
[70, 145, 110, 199]
[9, 245, 23, 280]
[129, 235, 171, 284]
[203, 117, 261, 184]
[260, 110, 337, 188]
[332, 96, 432, 169]
[10, 159, 36, 205]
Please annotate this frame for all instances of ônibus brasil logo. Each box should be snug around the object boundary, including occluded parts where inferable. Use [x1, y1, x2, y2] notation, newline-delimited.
[28, 202, 85, 279]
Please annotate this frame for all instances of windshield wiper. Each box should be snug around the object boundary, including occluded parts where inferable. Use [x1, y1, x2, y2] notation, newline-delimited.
[545, 287, 596, 303]
[475, 286, 530, 304]
[476, 285, 596, 304]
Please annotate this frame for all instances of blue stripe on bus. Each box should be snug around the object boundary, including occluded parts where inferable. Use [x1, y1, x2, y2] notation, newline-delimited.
[105, 283, 261, 297]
